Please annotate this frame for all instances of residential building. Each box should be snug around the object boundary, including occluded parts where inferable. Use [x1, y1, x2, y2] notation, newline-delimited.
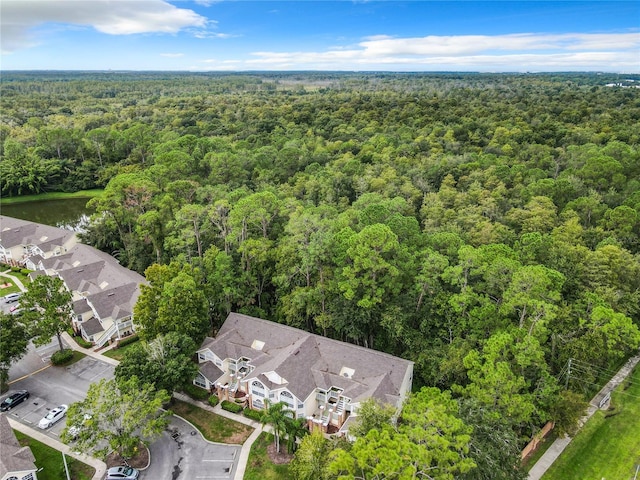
[195, 313, 413, 436]
[0, 216, 144, 347]
[0, 414, 38, 480]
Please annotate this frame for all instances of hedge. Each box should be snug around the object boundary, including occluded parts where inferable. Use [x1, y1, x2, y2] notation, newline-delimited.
[51, 348, 74, 365]
[183, 384, 210, 401]
[208, 395, 219, 407]
[243, 408, 263, 422]
[221, 400, 243, 414]
[116, 334, 139, 348]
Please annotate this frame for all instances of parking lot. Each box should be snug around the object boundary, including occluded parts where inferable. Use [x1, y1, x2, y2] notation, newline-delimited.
[4, 339, 245, 479]
[5, 341, 115, 443]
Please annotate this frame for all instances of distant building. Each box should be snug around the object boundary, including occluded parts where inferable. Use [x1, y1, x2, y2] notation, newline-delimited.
[195, 312, 414, 437]
[0, 216, 144, 347]
[0, 414, 38, 480]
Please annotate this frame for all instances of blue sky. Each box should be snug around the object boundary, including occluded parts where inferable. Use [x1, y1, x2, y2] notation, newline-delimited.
[1, 1, 638, 72]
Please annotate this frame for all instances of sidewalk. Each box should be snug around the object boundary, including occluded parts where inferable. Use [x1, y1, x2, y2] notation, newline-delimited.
[8, 416, 107, 480]
[172, 392, 265, 480]
[528, 352, 640, 480]
[0, 269, 28, 291]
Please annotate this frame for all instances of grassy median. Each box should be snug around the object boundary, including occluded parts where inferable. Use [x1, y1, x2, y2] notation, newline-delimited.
[542, 365, 640, 480]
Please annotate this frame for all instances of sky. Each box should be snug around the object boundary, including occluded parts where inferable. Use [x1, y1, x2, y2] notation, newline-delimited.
[1, 0, 639, 72]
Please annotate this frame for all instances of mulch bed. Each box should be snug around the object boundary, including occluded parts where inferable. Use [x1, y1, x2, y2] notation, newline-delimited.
[267, 442, 294, 464]
[105, 443, 150, 470]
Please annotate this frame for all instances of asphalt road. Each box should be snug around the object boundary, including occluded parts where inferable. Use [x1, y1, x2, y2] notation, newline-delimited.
[143, 416, 240, 480]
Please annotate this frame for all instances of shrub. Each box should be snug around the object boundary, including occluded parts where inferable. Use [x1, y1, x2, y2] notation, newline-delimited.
[208, 395, 219, 407]
[243, 408, 263, 421]
[221, 400, 243, 414]
[20, 269, 31, 275]
[51, 348, 74, 365]
[116, 334, 139, 348]
[183, 383, 209, 401]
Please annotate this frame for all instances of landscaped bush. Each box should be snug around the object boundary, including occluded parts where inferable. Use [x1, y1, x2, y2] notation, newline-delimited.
[183, 383, 210, 401]
[20, 269, 31, 275]
[243, 408, 263, 422]
[208, 395, 219, 407]
[51, 348, 74, 365]
[116, 334, 139, 348]
[221, 400, 243, 414]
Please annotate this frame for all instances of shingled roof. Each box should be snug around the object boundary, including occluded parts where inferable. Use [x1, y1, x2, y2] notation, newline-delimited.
[200, 313, 413, 405]
[0, 413, 37, 478]
[1, 215, 75, 250]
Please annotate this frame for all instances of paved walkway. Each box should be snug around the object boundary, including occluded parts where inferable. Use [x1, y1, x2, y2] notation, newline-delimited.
[0, 269, 28, 291]
[528, 352, 640, 480]
[8, 416, 107, 480]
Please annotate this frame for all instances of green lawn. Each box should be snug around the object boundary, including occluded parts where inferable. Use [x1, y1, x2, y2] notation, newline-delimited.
[542, 365, 640, 480]
[244, 432, 292, 480]
[0, 269, 31, 296]
[102, 341, 139, 361]
[0, 190, 103, 205]
[170, 399, 254, 444]
[14, 430, 95, 480]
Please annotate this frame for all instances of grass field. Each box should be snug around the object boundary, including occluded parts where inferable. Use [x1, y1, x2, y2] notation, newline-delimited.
[102, 341, 139, 361]
[170, 399, 254, 444]
[244, 432, 292, 480]
[0, 190, 103, 205]
[542, 365, 640, 480]
[14, 430, 95, 480]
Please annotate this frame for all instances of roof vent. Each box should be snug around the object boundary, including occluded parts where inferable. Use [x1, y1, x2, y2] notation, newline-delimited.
[340, 367, 355, 379]
[251, 339, 265, 351]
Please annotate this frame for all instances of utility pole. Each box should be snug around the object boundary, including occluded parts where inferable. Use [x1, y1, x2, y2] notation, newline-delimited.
[565, 358, 572, 390]
[62, 452, 70, 480]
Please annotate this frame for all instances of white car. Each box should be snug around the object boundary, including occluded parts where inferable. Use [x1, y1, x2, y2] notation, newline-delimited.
[38, 405, 68, 429]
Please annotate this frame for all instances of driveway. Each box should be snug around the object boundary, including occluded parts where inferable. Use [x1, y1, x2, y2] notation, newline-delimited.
[143, 416, 241, 480]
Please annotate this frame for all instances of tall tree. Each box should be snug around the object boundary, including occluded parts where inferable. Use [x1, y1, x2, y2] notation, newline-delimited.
[61, 376, 170, 459]
[114, 332, 198, 394]
[20, 275, 73, 352]
[0, 312, 29, 392]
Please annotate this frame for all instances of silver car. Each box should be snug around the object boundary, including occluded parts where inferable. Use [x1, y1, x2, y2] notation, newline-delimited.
[106, 466, 140, 479]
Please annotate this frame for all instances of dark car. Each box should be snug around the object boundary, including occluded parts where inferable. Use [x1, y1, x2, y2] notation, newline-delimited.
[0, 390, 30, 411]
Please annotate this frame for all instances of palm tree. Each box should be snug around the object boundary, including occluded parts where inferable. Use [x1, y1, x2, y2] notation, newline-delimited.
[260, 401, 290, 453]
[285, 416, 308, 454]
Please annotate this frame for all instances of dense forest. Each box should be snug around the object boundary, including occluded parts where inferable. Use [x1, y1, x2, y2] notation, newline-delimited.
[2, 71, 640, 478]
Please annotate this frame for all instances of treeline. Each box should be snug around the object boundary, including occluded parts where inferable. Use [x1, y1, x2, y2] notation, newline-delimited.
[2, 72, 640, 478]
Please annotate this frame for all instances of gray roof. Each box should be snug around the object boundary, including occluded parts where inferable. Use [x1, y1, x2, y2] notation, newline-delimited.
[0, 215, 75, 251]
[199, 313, 413, 405]
[81, 317, 105, 336]
[0, 413, 37, 477]
[199, 361, 224, 383]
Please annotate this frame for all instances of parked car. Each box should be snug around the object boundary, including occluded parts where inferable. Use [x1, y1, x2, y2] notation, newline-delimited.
[38, 404, 68, 429]
[0, 390, 30, 411]
[9, 302, 21, 312]
[3, 292, 21, 304]
[106, 466, 140, 479]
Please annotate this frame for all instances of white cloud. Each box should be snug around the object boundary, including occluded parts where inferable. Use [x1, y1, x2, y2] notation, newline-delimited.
[1, 0, 207, 53]
[243, 32, 640, 71]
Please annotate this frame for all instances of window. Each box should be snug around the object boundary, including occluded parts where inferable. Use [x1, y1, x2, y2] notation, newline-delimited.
[194, 373, 207, 389]
[280, 391, 295, 408]
[251, 381, 266, 398]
